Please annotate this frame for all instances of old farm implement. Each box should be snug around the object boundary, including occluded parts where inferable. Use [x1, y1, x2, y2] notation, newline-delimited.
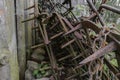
[23, 0, 120, 80]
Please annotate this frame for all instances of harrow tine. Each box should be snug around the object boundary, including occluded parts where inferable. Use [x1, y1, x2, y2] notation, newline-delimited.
[22, 16, 36, 23]
[62, 17, 83, 39]
[24, 5, 35, 10]
[31, 43, 44, 49]
[72, 49, 92, 60]
[43, 24, 50, 44]
[23, 0, 120, 79]
[50, 32, 64, 40]
[50, 21, 60, 30]
[58, 54, 72, 61]
[53, 12, 68, 32]
[64, 23, 82, 36]
[61, 39, 75, 49]
[79, 41, 117, 65]
[100, 4, 120, 14]
[86, 0, 105, 26]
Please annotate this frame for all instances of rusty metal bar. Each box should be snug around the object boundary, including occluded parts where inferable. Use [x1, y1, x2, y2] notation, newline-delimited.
[53, 12, 68, 32]
[79, 41, 117, 65]
[50, 32, 64, 40]
[64, 24, 82, 36]
[72, 49, 92, 60]
[22, 16, 36, 23]
[100, 4, 120, 14]
[31, 43, 44, 49]
[61, 39, 75, 49]
[86, 0, 105, 26]
[24, 5, 35, 10]
[58, 54, 72, 61]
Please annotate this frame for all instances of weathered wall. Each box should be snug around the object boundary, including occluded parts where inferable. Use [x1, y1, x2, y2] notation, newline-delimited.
[0, 0, 39, 80]
[16, 0, 26, 80]
[25, 0, 34, 59]
[16, 0, 35, 79]
[0, 0, 19, 80]
[14, 0, 35, 79]
[25, 0, 34, 48]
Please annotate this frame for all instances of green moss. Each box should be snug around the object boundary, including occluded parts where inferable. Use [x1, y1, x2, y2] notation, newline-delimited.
[9, 55, 19, 80]
[110, 59, 118, 67]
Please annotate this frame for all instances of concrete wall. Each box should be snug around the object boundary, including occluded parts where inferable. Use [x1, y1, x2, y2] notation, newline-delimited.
[0, 0, 19, 80]
[15, 0, 26, 80]
[16, 0, 35, 79]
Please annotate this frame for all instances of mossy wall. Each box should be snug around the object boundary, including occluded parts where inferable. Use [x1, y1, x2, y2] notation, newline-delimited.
[0, 0, 19, 80]
[0, 0, 36, 80]
[16, 0, 26, 79]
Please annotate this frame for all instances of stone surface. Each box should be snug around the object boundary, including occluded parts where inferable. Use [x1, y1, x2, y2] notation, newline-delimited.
[25, 69, 35, 80]
[32, 48, 45, 55]
[35, 78, 49, 80]
[0, 64, 10, 80]
[0, 49, 9, 67]
[31, 48, 45, 61]
[27, 61, 39, 71]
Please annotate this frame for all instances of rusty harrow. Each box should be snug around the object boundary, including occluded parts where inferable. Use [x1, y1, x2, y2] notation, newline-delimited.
[23, 0, 120, 80]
